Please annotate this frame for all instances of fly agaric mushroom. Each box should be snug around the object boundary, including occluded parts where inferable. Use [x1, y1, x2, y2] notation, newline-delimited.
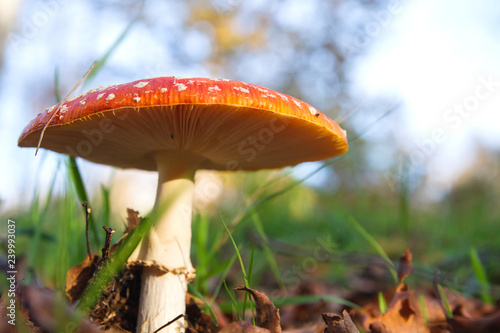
[18, 77, 348, 333]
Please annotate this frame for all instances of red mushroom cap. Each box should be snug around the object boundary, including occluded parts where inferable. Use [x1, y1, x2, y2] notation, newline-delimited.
[18, 77, 348, 171]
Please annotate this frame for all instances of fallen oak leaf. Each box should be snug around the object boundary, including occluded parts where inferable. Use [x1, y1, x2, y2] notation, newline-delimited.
[365, 287, 428, 333]
[322, 310, 360, 333]
[358, 249, 429, 333]
[65, 253, 100, 303]
[235, 286, 281, 333]
[386, 285, 415, 321]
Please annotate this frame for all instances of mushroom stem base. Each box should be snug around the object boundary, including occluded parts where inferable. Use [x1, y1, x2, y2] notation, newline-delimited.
[137, 267, 187, 333]
[134, 157, 197, 333]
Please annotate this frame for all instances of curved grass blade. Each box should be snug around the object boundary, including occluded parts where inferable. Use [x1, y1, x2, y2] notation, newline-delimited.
[224, 280, 241, 321]
[188, 284, 219, 326]
[348, 215, 397, 284]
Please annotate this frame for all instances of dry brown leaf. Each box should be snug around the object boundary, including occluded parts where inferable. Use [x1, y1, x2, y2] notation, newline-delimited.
[235, 286, 281, 333]
[125, 208, 141, 233]
[111, 208, 143, 254]
[365, 290, 428, 333]
[0, 294, 27, 332]
[322, 310, 360, 333]
[24, 286, 101, 332]
[185, 299, 219, 333]
[65, 253, 100, 303]
[397, 249, 413, 285]
[219, 321, 271, 333]
[447, 310, 500, 333]
[357, 249, 429, 333]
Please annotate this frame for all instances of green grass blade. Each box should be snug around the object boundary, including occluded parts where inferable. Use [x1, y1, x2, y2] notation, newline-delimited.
[54, 182, 76, 290]
[245, 103, 400, 207]
[232, 157, 339, 225]
[213, 156, 345, 255]
[67, 156, 100, 245]
[250, 210, 285, 290]
[398, 159, 410, 240]
[77, 183, 184, 311]
[210, 254, 238, 308]
[247, 243, 255, 287]
[205, 227, 227, 266]
[469, 247, 493, 304]
[197, 214, 209, 265]
[220, 213, 255, 320]
[204, 258, 237, 281]
[84, 17, 139, 86]
[348, 215, 398, 284]
[217, 294, 362, 311]
[188, 284, 218, 326]
[347, 103, 401, 143]
[16, 228, 56, 242]
[220, 213, 248, 283]
[54, 66, 62, 102]
[99, 185, 111, 228]
[224, 280, 241, 321]
[194, 214, 210, 291]
[247, 244, 256, 325]
[244, 162, 329, 216]
[227, 104, 401, 230]
[418, 294, 429, 323]
[437, 285, 453, 318]
[378, 291, 387, 314]
[27, 166, 58, 270]
[77, 216, 149, 310]
[28, 190, 40, 229]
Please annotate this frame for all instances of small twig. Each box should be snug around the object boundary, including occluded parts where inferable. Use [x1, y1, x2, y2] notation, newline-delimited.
[153, 314, 185, 333]
[82, 201, 91, 258]
[83, 225, 116, 303]
[101, 226, 116, 261]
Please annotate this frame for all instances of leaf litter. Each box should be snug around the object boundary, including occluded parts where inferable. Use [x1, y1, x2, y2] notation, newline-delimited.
[2, 205, 499, 333]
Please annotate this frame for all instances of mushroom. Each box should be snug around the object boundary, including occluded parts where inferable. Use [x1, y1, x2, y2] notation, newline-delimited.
[18, 77, 348, 332]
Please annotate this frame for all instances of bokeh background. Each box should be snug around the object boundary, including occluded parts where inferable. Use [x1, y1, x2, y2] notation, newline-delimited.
[1, 0, 500, 303]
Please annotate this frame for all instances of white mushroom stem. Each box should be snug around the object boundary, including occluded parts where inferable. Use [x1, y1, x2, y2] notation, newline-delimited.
[136, 151, 201, 333]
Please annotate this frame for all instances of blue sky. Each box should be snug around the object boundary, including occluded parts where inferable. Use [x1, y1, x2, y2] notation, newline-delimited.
[354, 0, 500, 198]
